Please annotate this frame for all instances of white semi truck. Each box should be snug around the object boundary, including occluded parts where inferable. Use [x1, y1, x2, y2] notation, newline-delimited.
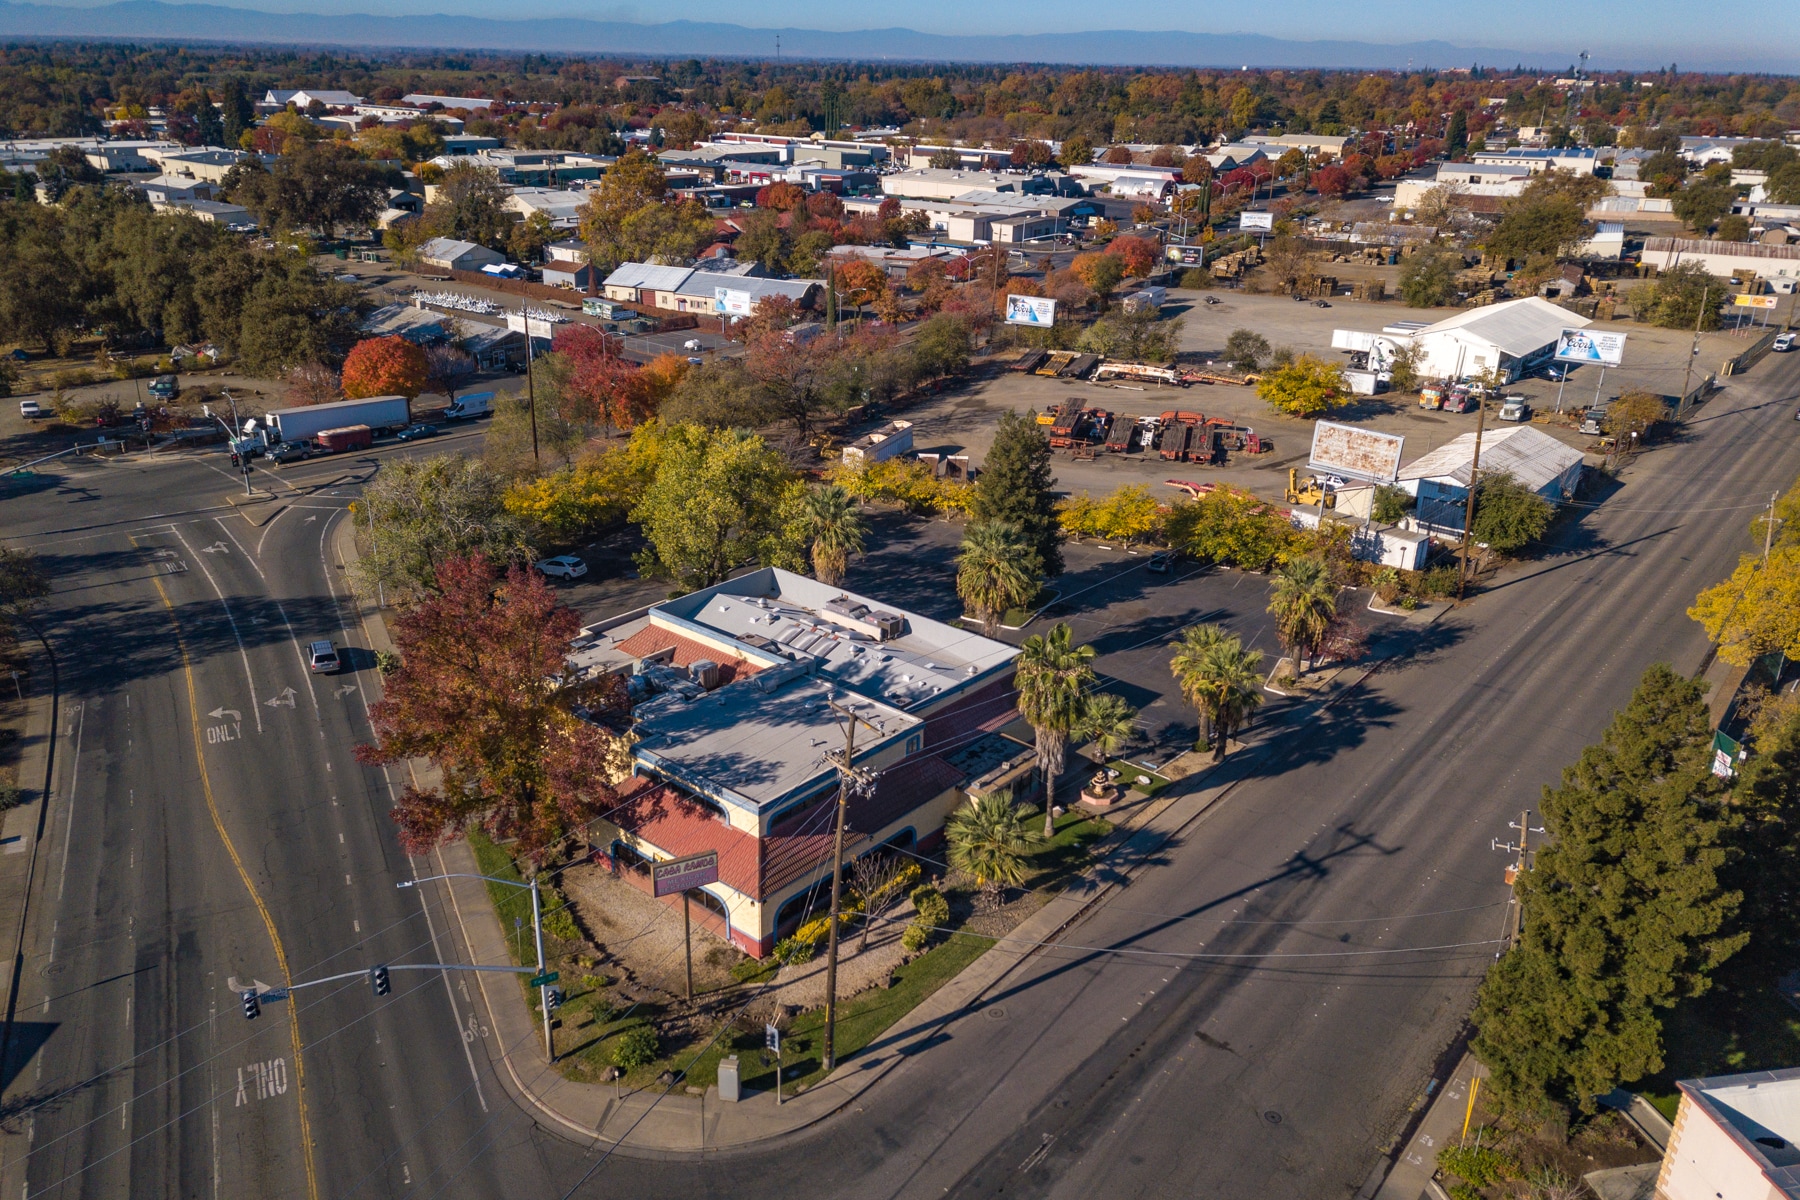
[262, 396, 411, 445]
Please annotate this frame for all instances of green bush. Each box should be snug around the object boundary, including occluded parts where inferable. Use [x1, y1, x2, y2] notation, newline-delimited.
[374, 649, 401, 675]
[611, 1025, 659, 1070]
[0, 786, 22, 812]
[1417, 564, 1461, 599]
[1179, 267, 1213, 290]
[1445, 1185, 1482, 1200]
[910, 884, 950, 928]
[901, 923, 930, 951]
[1437, 1143, 1520, 1187]
[773, 935, 814, 965]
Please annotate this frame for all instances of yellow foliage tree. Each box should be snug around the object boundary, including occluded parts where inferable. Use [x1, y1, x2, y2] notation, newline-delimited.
[1095, 485, 1163, 545]
[1255, 355, 1351, 418]
[1689, 546, 1800, 666]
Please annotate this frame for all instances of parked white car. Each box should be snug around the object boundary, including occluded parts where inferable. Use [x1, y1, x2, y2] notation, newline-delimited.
[533, 555, 588, 579]
[19, 400, 46, 419]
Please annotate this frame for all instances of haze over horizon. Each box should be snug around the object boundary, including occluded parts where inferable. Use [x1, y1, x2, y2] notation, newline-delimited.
[0, 0, 1790, 71]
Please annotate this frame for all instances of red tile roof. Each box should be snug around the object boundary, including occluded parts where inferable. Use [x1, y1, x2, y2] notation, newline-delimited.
[612, 626, 760, 686]
[612, 780, 763, 898]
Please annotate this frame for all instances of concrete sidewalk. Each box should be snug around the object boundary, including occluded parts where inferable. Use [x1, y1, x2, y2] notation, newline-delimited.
[1366, 1053, 1485, 1200]
[333, 515, 1401, 1152]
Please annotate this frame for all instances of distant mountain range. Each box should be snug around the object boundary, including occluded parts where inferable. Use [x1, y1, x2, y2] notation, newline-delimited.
[0, 1, 1782, 72]
[0, 0, 1553, 69]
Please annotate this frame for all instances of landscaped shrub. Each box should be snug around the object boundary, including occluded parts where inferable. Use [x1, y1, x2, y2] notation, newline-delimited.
[910, 884, 950, 928]
[901, 923, 930, 951]
[773, 936, 815, 965]
[611, 1025, 659, 1069]
[1437, 1143, 1520, 1187]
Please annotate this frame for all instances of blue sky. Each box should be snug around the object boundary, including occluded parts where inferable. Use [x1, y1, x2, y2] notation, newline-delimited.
[37, 0, 1790, 67]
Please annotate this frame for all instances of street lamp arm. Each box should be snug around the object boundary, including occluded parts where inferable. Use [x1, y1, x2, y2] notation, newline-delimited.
[399, 873, 535, 892]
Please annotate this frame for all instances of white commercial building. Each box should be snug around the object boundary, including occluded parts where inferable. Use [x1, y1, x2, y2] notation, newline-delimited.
[1658, 1066, 1800, 1199]
[1641, 236, 1800, 286]
[416, 237, 505, 273]
[1397, 426, 1586, 536]
[1362, 297, 1590, 385]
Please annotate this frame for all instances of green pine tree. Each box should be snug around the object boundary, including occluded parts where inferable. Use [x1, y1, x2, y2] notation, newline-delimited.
[1471, 665, 1745, 1116]
[970, 410, 1063, 578]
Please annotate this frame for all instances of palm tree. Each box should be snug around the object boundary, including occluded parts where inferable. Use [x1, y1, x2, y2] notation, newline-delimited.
[1268, 556, 1337, 674]
[945, 789, 1042, 907]
[1016, 622, 1098, 837]
[1080, 692, 1138, 761]
[957, 521, 1038, 638]
[1170, 624, 1265, 760]
[802, 484, 866, 586]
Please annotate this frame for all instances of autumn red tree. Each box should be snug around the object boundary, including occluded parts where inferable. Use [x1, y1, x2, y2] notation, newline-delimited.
[1105, 235, 1160, 278]
[805, 191, 845, 221]
[341, 336, 429, 399]
[1311, 165, 1353, 198]
[356, 555, 623, 859]
[756, 182, 807, 211]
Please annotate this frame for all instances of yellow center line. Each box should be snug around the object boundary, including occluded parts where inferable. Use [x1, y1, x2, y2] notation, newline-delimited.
[136, 536, 319, 1200]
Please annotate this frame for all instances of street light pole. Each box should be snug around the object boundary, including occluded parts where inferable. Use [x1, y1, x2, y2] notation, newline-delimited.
[400, 872, 553, 1062]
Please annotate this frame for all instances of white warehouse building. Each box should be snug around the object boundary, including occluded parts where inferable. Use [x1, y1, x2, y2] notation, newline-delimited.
[1345, 297, 1591, 385]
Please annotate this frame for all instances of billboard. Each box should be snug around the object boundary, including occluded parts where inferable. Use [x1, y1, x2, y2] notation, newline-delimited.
[1239, 211, 1275, 232]
[1308, 421, 1405, 483]
[714, 287, 754, 317]
[1005, 294, 1057, 327]
[1553, 328, 1627, 367]
[505, 313, 556, 340]
[652, 851, 719, 897]
[1732, 294, 1779, 310]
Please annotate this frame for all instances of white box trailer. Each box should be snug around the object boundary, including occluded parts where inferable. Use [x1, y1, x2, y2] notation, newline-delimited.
[842, 420, 914, 465]
[264, 396, 411, 444]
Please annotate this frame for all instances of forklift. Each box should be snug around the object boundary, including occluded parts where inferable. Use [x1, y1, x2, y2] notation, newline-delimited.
[1285, 468, 1336, 509]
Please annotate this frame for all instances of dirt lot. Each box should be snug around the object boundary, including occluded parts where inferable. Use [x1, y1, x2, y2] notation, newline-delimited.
[890, 291, 1758, 505]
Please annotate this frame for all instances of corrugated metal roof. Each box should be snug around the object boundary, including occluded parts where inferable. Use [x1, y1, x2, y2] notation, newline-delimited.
[603, 262, 695, 291]
[1643, 236, 1800, 261]
[1414, 297, 1587, 357]
[1398, 426, 1584, 493]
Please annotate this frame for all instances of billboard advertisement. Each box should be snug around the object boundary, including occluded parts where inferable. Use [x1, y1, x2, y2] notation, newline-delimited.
[1005, 294, 1057, 327]
[652, 851, 719, 897]
[505, 313, 556, 340]
[1553, 328, 1627, 366]
[714, 287, 754, 317]
[1308, 421, 1405, 483]
[1732, 294, 1779, 309]
[1239, 211, 1275, 231]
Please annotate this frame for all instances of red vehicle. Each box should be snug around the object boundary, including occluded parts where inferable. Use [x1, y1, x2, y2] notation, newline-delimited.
[316, 424, 373, 454]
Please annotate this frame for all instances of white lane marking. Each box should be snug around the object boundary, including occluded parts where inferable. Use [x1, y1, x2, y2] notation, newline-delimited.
[55, 702, 87, 903]
[169, 526, 264, 734]
[213, 516, 265, 578]
[311, 507, 492, 1112]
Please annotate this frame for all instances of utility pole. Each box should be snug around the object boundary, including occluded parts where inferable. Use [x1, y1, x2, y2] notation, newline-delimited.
[820, 699, 879, 1075]
[524, 327, 541, 468]
[1491, 810, 1544, 952]
[1764, 490, 1781, 566]
[1680, 285, 1710, 411]
[1457, 392, 1487, 599]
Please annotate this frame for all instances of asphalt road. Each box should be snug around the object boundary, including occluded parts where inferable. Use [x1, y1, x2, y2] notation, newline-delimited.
[0, 452, 587, 1198]
[0, 346, 1795, 1200]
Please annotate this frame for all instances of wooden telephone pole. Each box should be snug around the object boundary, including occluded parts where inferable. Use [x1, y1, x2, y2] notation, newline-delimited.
[1456, 393, 1488, 599]
[1492, 810, 1543, 952]
[820, 700, 880, 1074]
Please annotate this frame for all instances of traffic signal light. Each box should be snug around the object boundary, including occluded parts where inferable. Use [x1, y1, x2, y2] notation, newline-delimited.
[229, 452, 241, 468]
[241, 989, 260, 1020]
[370, 965, 390, 997]
[545, 986, 564, 1012]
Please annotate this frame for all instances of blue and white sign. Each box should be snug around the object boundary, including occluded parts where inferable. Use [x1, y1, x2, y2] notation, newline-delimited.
[1005, 294, 1058, 327]
[1554, 328, 1627, 367]
[714, 287, 754, 317]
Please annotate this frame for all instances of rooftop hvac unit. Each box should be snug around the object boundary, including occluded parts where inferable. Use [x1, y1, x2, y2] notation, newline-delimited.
[632, 646, 677, 673]
[688, 659, 721, 690]
[868, 611, 905, 640]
